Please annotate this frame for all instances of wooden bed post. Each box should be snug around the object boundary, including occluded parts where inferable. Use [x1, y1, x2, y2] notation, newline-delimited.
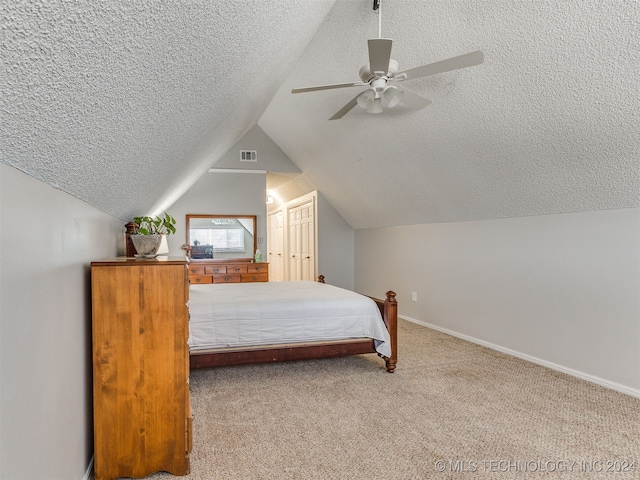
[383, 291, 398, 373]
[318, 275, 397, 373]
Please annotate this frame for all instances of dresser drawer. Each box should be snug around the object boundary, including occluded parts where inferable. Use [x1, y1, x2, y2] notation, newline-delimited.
[242, 273, 269, 283]
[189, 275, 212, 284]
[188, 265, 205, 275]
[213, 273, 242, 283]
[248, 264, 268, 274]
[227, 265, 248, 274]
[205, 265, 227, 274]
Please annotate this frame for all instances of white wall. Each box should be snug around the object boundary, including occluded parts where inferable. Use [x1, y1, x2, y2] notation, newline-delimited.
[165, 171, 267, 256]
[355, 208, 640, 396]
[215, 124, 301, 173]
[0, 164, 124, 479]
[267, 174, 316, 215]
[317, 192, 354, 290]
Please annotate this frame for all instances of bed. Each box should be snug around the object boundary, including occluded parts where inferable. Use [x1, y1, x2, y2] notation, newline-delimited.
[188, 276, 397, 372]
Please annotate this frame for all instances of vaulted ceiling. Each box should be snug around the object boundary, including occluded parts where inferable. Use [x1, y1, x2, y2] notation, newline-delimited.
[2, 1, 638, 229]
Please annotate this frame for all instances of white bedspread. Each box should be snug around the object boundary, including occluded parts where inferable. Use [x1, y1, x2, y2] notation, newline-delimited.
[188, 281, 391, 357]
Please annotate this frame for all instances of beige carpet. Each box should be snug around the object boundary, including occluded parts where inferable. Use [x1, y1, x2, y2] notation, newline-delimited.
[121, 320, 640, 479]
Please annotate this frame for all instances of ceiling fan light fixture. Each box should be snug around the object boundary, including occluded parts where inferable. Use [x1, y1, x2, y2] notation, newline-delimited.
[357, 88, 377, 110]
[382, 85, 404, 108]
[367, 97, 384, 114]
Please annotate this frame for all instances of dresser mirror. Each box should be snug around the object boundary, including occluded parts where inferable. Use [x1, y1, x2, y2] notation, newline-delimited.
[186, 214, 257, 260]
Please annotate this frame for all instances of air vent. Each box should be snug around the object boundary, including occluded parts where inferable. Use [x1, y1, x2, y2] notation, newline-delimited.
[240, 150, 257, 162]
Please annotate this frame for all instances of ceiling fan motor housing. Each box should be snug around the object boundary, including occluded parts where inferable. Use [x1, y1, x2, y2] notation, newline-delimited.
[359, 59, 399, 83]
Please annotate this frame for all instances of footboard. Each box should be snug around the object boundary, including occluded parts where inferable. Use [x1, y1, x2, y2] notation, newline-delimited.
[368, 291, 398, 373]
[317, 275, 397, 372]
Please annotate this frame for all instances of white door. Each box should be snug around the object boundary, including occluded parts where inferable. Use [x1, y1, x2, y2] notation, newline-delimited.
[267, 211, 284, 281]
[287, 200, 315, 282]
[300, 203, 315, 281]
[288, 205, 302, 281]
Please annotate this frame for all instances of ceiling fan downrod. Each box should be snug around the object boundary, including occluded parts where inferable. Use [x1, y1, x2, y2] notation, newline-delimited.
[374, 0, 382, 39]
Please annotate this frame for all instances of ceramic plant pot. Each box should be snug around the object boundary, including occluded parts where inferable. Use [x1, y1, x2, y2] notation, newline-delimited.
[130, 234, 162, 257]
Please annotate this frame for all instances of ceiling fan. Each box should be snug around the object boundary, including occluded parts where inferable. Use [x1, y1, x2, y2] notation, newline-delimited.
[291, 0, 484, 120]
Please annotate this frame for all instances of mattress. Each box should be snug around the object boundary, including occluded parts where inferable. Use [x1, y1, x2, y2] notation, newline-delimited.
[188, 281, 391, 357]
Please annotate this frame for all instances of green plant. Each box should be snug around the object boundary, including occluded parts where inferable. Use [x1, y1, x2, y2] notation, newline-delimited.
[132, 212, 177, 235]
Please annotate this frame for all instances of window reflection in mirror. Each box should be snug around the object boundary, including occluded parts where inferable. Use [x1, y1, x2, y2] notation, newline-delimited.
[186, 214, 256, 260]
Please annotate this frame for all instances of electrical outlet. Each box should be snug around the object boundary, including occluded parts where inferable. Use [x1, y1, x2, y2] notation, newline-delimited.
[411, 292, 417, 302]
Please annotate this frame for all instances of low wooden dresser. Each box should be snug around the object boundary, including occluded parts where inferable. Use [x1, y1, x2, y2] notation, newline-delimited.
[91, 257, 192, 480]
[187, 259, 268, 284]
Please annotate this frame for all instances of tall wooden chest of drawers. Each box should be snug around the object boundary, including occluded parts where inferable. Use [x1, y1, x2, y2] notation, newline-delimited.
[91, 257, 192, 480]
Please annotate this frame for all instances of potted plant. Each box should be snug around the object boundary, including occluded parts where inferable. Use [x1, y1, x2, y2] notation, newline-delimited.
[129, 212, 177, 257]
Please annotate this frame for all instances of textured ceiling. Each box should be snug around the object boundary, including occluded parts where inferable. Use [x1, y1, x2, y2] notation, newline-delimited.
[2, 0, 638, 228]
[260, 0, 640, 228]
[1, 0, 335, 220]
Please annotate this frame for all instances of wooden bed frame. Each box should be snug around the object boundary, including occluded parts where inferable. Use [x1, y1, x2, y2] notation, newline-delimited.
[189, 275, 398, 372]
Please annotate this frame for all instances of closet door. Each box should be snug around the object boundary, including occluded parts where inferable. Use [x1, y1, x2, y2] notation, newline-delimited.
[288, 205, 302, 281]
[267, 211, 284, 281]
[287, 200, 315, 282]
[299, 202, 315, 281]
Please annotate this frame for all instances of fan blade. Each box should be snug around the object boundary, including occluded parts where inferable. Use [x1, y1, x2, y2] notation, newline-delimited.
[329, 95, 360, 120]
[398, 50, 484, 81]
[291, 82, 364, 94]
[368, 38, 393, 74]
[398, 86, 431, 110]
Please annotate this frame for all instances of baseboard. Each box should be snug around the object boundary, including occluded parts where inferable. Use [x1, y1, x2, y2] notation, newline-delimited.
[83, 456, 94, 480]
[400, 315, 640, 399]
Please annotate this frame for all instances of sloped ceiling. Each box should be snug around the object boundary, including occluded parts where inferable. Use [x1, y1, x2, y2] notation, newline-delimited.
[260, 0, 640, 228]
[1, 0, 336, 221]
[2, 1, 638, 229]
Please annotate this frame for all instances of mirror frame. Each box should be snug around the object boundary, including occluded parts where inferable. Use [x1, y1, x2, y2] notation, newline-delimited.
[186, 214, 257, 262]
